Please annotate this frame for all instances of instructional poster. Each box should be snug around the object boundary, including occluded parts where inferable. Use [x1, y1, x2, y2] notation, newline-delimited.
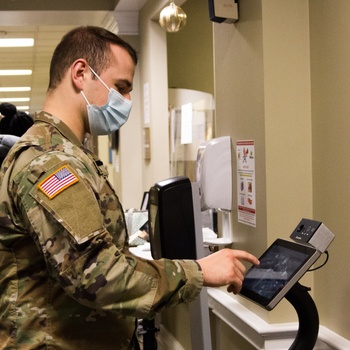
[236, 140, 256, 227]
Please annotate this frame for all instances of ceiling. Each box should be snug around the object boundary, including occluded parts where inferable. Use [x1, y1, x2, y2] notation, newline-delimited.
[0, 0, 147, 115]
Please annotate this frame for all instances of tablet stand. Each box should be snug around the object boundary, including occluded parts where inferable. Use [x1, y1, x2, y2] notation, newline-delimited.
[285, 282, 319, 350]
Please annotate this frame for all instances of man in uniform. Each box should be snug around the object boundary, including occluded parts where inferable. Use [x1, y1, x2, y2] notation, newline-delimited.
[0, 26, 259, 349]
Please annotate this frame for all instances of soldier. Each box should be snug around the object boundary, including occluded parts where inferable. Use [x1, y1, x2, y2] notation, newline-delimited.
[0, 26, 259, 349]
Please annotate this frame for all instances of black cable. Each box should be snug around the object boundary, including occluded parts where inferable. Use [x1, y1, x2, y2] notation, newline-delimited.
[307, 251, 329, 272]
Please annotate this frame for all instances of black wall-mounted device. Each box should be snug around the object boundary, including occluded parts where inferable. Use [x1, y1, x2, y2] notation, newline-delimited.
[208, 0, 239, 23]
[148, 176, 197, 260]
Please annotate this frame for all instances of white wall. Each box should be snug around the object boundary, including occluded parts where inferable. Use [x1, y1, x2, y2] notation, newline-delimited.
[139, 1, 171, 191]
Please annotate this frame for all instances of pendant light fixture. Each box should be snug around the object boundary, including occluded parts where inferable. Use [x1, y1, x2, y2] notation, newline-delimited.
[159, 2, 187, 33]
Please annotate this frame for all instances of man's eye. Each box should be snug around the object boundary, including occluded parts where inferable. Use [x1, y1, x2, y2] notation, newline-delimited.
[116, 86, 125, 94]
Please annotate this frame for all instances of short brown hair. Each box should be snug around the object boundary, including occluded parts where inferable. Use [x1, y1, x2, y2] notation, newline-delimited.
[48, 26, 138, 90]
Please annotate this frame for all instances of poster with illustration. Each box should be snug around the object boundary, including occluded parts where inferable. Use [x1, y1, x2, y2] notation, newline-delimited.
[236, 140, 256, 227]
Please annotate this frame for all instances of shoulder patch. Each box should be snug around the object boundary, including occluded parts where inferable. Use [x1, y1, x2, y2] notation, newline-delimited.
[38, 165, 78, 199]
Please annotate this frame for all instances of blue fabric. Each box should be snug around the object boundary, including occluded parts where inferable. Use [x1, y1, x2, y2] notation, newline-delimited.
[0, 134, 20, 166]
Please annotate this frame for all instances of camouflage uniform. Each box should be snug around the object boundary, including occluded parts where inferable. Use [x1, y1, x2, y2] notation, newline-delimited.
[0, 112, 203, 349]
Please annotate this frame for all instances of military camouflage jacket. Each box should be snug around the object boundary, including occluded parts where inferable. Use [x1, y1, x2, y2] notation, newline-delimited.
[0, 112, 203, 349]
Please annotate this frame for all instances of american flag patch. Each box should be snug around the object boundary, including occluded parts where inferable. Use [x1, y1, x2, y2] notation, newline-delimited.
[38, 165, 79, 199]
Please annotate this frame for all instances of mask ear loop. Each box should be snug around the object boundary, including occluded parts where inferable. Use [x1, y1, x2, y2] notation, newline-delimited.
[80, 90, 91, 105]
[88, 66, 110, 91]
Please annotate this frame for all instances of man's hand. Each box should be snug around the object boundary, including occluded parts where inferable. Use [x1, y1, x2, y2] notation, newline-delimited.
[197, 249, 259, 294]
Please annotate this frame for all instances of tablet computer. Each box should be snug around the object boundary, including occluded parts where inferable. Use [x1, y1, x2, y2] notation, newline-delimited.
[240, 238, 321, 310]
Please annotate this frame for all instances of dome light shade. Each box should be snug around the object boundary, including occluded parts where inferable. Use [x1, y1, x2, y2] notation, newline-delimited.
[159, 2, 187, 33]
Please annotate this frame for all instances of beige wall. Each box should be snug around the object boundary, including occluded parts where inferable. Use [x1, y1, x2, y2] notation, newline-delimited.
[136, 0, 350, 347]
[139, 0, 171, 192]
[211, 0, 350, 342]
[166, 0, 214, 96]
[310, 0, 350, 339]
[220, 0, 314, 324]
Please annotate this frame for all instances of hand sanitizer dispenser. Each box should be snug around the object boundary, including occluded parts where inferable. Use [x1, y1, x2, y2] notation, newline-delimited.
[196, 136, 234, 244]
[197, 136, 232, 210]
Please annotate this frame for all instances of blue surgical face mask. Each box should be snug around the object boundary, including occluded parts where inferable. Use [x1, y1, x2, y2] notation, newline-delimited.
[81, 66, 133, 135]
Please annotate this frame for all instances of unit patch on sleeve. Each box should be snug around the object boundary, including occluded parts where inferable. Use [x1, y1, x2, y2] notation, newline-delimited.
[38, 165, 79, 199]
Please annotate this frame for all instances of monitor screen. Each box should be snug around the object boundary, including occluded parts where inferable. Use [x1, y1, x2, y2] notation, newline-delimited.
[240, 239, 320, 310]
[140, 191, 149, 211]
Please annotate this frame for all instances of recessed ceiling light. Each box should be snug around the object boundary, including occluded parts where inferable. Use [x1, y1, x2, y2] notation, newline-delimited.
[0, 97, 30, 102]
[0, 70, 32, 76]
[16, 106, 30, 111]
[0, 87, 31, 92]
[0, 38, 34, 47]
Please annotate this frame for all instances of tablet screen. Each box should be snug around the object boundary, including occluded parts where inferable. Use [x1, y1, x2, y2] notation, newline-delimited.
[240, 239, 320, 310]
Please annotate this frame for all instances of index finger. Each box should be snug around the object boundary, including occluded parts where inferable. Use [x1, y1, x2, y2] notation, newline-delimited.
[232, 250, 260, 266]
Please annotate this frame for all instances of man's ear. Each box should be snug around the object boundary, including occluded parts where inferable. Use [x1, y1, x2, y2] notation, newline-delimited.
[71, 59, 89, 91]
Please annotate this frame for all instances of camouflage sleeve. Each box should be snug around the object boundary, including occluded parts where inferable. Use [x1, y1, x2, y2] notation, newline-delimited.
[12, 151, 203, 319]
